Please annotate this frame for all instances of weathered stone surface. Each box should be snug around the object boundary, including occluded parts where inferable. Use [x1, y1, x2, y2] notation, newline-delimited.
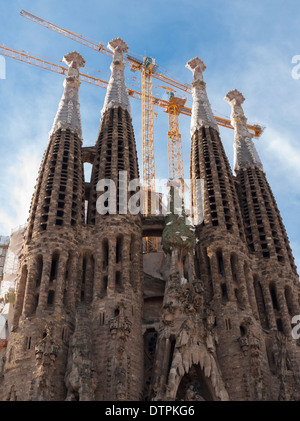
[1, 47, 300, 402]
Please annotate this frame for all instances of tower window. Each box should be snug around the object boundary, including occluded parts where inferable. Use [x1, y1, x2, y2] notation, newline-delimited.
[216, 250, 225, 276]
[50, 253, 59, 283]
[103, 239, 109, 268]
[47, 290, 55, 306]
[116, 236, 123, 263]
[276, 318, 283, 332]
[221, 283, 228, 301]
[269, 283, 279, 311]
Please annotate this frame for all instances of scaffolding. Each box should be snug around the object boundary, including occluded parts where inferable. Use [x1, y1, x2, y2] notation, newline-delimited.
[0, 236, 10, 285]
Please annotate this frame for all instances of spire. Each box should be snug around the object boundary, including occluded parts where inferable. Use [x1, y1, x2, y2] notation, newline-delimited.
[101, 37, 131, 116]
[186, 57, 219, 136]
[50, 51, 85, 138]
[225, 89, 263, 174]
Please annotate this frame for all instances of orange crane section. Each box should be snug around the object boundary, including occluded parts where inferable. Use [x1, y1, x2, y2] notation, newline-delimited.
[19, 9, 263, 138]
[0, 44, 263, 140]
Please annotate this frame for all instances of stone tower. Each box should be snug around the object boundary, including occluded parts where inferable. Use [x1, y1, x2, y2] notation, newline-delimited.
[62, 38, 144, 401]
[0, 51, 87, 401]
[145, 57, 300, 401]
[225, 89, 300, 400]
[0, 38, 144, 401]
[1, 43, 300, 402]
[81, 37, 144, 401]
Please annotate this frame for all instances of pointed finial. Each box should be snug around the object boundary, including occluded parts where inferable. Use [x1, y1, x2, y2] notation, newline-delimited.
[186, 57, 206, 84]
[63, 51, 86, 70]
[62, 51, 85, 89]
[101, 37, 131, 115]
[186, 56, 218, 134]
[108, 37, 129, 55]
[225, 89, 263, 173]
[225, 89, 245, 106]
[50, 51, 85, 137]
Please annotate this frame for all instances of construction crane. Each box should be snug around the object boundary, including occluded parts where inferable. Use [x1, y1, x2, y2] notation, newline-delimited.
[1, 43, 264, 254]
[19, 10, 263, 201]
[141, 58, 156, 217]
[159, 87, 185, 183]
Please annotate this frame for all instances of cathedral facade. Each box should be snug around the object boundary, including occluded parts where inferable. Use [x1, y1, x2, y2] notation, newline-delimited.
[0, 37, 300, 401]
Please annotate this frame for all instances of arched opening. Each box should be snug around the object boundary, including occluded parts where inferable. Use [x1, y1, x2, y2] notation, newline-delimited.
[240, 325, 246, 337]
[116, 235, 123, 264]
[115, 271, 123, 293]
[285, 285, 294, 316]
[102, 239, 109, 268]
[253, 275, 269, 330]
[230, 253, 238, 282]
[269, 282, 279, 311]
[50, 251, 59, 283]
[35, 255, 43, 287]
[221, 283, 228, 303]
[83, 162, 92, 183]
[176, 364, 216, 401]
[102, 275, 108, 295]
[143, 328, 158, 400]
[216, 249, 225, 277]
[47, 290, 55, 306]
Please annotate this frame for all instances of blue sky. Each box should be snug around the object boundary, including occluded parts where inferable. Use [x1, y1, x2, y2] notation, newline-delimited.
[0, 0, 300, 272]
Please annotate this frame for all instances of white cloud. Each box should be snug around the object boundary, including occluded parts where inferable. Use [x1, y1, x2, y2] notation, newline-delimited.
[263, 128, 300, 185]
[0, 147, 41, 235]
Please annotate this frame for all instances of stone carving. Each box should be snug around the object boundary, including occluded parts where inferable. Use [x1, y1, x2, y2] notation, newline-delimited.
[204, 307, 218, 353]
[109, 315, 132, 337]
[35, 323, 59, 362]
[184, 385, 205, 401]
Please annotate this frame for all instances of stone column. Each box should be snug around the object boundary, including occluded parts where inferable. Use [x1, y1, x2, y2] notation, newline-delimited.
[65, 251, 79, 310]
[36, 254, 52, 312]
[92, 247, 103, 299]
[235, 257, 250, 307]
[261, 282, 277, 330]
[277, 287, 292, 337]
[107, 237, 116, 293]
[12, 263, 28, 328]
[84, 253, 94, 304]
[121, 234, 131, 288]
[244, 264, 259, 319]
[54, 250, 69, 314]
[22, 257, 38, 317]
[161, 337, 172, 388]
[208, 251, 221, 300]
[223, 251, 235, 301]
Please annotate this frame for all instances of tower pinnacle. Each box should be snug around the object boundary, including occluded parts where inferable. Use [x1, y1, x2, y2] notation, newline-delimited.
[101, 37, 131, 116]
[225, 89, 263, 174]
[186, 57, 219, 135]
[50, 51, 85, 138]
